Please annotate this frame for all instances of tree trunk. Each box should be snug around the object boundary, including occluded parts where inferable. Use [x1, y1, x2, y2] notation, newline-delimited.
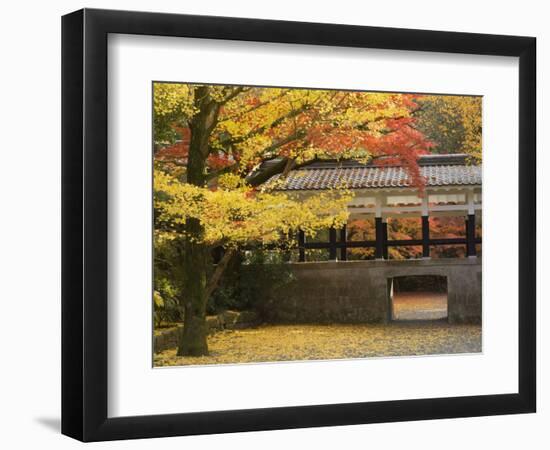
[177, 86, 219, 356]
[177, 217, 209, 356]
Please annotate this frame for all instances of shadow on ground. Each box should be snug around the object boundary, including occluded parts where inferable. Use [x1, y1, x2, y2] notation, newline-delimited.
[35, 417, 60, 433]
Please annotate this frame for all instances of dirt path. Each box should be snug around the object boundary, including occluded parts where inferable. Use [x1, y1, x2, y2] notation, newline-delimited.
[154, 322, 481, 367]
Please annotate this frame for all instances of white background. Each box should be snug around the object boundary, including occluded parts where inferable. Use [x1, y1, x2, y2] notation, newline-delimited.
[0, 0, 547, 448]
[108, 35, 518, 417]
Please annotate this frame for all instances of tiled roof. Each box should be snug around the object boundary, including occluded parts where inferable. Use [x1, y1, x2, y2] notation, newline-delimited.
[268, 154, 481, 191]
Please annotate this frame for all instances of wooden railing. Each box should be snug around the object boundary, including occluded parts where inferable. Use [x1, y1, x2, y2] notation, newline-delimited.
[297, 215, 481, 262]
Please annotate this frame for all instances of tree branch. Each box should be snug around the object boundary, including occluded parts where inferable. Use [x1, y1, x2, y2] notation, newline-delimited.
[218, 86, 247, 105]
[244, 130, 306, 186]
[282, 158, 296, 177]
[205, 248, 236, 301]
[219, 90, 291, 123]
[356, 114, 409, 131]
[246, 158, 289, 187]
[227, 104, 310, 147]
[205, 163, 239, 182]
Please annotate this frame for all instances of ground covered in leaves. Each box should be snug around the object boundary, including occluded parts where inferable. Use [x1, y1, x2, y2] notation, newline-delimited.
[154, 322, 482, 367]
[392, 292, 448, 320]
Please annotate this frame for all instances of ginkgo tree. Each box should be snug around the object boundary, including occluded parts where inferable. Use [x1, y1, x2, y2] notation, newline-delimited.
[153, 83, 434, 356]
[414, 95, 482, 161]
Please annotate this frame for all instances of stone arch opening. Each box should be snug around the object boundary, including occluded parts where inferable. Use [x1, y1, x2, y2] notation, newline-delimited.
[389, 275, 448, 321]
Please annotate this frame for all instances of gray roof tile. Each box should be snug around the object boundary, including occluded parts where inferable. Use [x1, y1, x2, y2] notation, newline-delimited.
[268, 158, 481, 191]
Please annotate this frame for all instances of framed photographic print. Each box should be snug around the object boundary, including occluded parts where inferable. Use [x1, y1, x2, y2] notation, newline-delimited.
[61, 8, 536, 442]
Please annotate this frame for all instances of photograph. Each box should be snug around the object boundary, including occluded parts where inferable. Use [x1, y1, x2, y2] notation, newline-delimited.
[0, 0, 542, 446]
[152, 83, 483, 367]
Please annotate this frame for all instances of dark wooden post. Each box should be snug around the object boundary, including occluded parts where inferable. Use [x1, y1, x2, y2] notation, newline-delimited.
[382, 220, 388, 260]
[466, 214, 476, 257]
[340, 224, 347, 261]
[375, 217, 384, 259]
[298, 229, 305, 262]
[329, 227, 337, 260]
[422, 215, 430, 258]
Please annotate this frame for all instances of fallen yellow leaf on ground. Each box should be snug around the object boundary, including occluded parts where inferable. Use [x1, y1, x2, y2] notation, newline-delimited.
[154, 322, 481, 367]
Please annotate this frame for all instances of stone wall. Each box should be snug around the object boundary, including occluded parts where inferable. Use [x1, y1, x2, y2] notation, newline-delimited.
[258, 258, 481, 324]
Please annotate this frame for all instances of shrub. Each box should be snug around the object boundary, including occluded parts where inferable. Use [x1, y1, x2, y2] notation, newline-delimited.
[208, 249, 295, 314]
[153, 277, 182, 327]
[239, 250, 295, 306]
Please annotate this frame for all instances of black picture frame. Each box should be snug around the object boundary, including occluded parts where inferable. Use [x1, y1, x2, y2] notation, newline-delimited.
[62, 8, 536, 442]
